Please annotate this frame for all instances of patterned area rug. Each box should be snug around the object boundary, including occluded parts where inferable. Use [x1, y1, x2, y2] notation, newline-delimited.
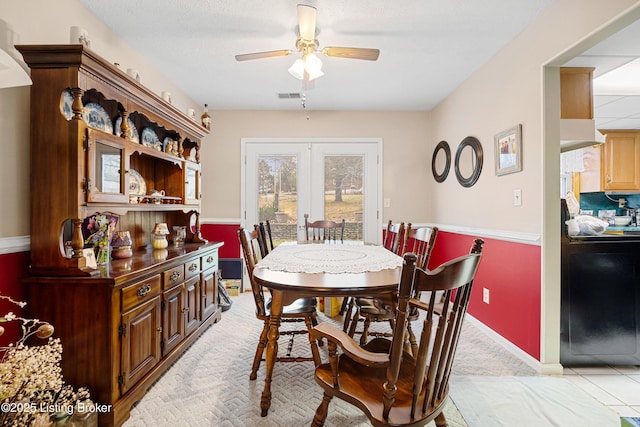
[123, 292, 493, 426]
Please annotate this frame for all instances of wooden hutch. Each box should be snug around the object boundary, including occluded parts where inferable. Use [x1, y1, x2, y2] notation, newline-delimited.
[17, 45, 222, 426]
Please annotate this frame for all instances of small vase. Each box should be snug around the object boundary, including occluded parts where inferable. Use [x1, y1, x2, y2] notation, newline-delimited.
[96, 245, 109, 265]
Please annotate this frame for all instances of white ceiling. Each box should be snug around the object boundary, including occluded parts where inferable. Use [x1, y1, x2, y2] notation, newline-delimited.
[79, 0, 639, 129]
[79, 0, 554, 111]
[564, 18, 640, 130]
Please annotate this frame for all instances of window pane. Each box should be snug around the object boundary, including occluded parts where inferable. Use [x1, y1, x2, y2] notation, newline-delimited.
[258, 155, 298, 242]
[324, 155, 364, 240]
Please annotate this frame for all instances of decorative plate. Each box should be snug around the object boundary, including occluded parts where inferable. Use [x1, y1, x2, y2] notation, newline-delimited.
[114, 116, 139, 143]
[141, 127, 162, 150]
[81, 103, 112, 133]
[128, 168, 146, 198]
[60, 90, 73, 120]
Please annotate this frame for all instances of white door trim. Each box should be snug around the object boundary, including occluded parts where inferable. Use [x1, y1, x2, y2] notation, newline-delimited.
[241, 137, 384, 244]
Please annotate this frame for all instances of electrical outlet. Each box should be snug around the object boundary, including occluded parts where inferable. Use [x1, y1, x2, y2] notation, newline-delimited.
[384, 198, 391, 208]
[482, 288, 490, 304]
[513, 189, 522, 206]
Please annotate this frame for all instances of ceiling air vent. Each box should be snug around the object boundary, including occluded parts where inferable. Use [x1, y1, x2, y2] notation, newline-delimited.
[277, 93, 301, 99]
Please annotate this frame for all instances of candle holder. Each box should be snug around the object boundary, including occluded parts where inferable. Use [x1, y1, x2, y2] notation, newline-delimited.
[173, 226, 186, 246]
[152, 223, 170, 249]
[111, 231, 133, 259]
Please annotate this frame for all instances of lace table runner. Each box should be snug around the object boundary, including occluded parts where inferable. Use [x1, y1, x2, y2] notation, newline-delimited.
[255, 243, 403, 274]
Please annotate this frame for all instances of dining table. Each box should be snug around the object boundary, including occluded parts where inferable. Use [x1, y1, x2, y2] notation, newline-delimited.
[252, 240, 403, 416]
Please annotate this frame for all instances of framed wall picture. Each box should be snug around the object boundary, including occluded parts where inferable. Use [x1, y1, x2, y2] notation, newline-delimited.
[494, 124, 522, 176]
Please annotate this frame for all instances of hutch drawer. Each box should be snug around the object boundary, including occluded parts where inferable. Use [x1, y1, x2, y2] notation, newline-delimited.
[122, 274, 161, 312]
[184, 258, 201, 280]
[163, 265, 185, 288]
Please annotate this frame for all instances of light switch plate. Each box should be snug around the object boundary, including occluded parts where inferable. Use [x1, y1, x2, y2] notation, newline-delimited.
[514, 189, 522, 206]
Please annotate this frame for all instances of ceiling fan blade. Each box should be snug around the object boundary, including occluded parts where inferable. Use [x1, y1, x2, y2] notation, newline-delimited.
[297, 4, 317, 41]
[322, 47, 380, 61]
[235, 50, 292, 61]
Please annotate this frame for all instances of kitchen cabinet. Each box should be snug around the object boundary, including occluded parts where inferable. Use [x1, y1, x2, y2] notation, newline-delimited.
[560, 67, 594, 119]
[600, 131, 640, 191]
[17, 44, 223, 426]
[577, 131, 640, 193]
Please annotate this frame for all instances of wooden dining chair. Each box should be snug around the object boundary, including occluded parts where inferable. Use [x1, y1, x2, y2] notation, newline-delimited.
[310, 239, 484, 427]
[255, 222, 274, 258]
[342, 222, 421, 347]
[238, 227, 321, 381]
[265, 219, 275, 250]
[304, 214, 345, 241]
[383, 219, 406, 254]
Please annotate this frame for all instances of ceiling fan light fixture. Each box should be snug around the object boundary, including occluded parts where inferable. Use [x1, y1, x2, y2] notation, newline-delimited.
[304, 53, 323, 81]
[288, 53, 323, 81]
[288, 58, 306, 80]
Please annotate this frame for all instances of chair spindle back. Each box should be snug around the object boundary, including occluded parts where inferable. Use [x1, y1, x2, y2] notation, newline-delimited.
[383, 220, 406, 255]
[238, 227, 267, 317]
[304, 214, 345, 241]
[384, 238, 484, 420]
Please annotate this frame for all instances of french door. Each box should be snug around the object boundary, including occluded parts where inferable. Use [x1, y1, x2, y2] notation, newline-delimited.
[242, 138, 382, 244]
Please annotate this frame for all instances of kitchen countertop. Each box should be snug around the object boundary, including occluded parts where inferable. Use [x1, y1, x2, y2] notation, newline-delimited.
[604, 225, 640, 234]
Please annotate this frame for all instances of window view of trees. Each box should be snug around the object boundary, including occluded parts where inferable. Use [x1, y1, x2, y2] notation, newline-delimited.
[324, 156, 363, 222]
[257, 155, 364, 224]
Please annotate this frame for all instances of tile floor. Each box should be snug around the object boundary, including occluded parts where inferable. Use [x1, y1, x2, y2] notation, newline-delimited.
[563, 365, 640, 418]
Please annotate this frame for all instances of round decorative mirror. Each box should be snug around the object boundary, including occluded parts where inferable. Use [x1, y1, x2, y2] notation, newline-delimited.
[454, 136, 483, 187]
[431, 141, 451, 183]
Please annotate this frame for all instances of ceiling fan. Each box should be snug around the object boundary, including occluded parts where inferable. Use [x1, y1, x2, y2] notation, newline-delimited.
[235, 4, 380, 81]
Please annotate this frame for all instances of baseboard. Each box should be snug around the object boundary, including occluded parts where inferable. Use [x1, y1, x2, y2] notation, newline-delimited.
[465, 314, 544, 374]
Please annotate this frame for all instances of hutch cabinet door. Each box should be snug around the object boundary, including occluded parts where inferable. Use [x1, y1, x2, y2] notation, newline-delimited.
[184, 161, 201, 205]
[201, 268, 218, 321]
[120, 296, 162, 394]
[162, 282, 186, 356]
[86, 129, 130, 204]
[184, 276, 201, 336]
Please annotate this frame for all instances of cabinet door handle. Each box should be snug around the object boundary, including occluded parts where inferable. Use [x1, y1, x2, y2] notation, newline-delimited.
[137, 284, 151, 297]
[206, 256, 214, 263]
[188, 263, 198, 272]
[182, 307, 189, 313]
[170, 271, 181, 282]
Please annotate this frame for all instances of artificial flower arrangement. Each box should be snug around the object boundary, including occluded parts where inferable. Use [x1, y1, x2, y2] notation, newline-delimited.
[0, 293, 94, 426]
[83, 213, 119, 264]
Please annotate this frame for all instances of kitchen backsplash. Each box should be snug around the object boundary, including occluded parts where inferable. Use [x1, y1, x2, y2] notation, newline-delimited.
[580, 192, 640, 216]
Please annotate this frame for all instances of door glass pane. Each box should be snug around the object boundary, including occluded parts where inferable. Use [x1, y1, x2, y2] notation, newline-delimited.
[186, 167, 197, 200]
[258, 155, 298, 243]
[97, 141, 122, 193]
[324, 155, 364, 241]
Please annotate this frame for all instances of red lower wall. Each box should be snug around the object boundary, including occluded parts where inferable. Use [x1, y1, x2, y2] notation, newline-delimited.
[1, 227, 541, 360]
[201, 223, 240, 259]
[428, 231, 541, 360]
[0, 251, 30, 347]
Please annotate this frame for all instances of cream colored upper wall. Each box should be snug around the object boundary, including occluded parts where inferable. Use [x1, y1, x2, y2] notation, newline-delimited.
[429, 0, 640, 236]
[0, 0, 203, 237]
[3, 0, 640, 241]
[201, 110, 431, 221]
